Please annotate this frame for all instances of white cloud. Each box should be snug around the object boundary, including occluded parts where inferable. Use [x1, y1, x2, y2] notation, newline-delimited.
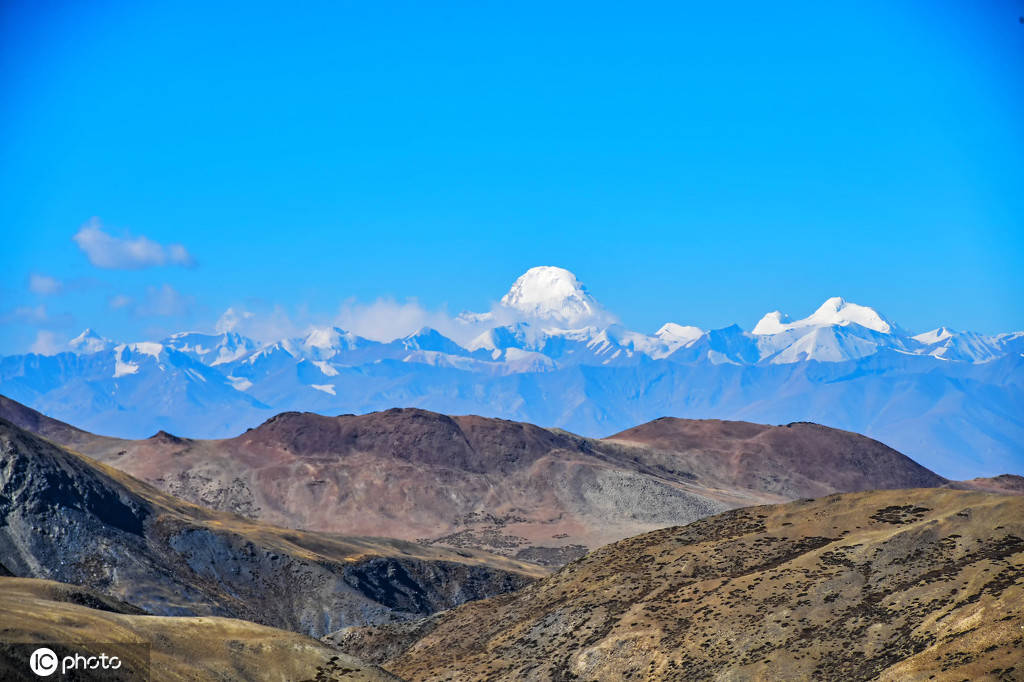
[109, 294, 134, 309]
[0, 304, 75, 332]
[137, 284, 193, 317]
[208, 296, 560, 347]
[333, 298, 471, 343]
[111, 285, 193, 317]
[215, 307, 255, 333]
[29, 330, 62, 355]
[6, 304, 50, 324]
[213, 304, 302, 342]
[29, 273, 63, 295]
[73, 218, 195, 269]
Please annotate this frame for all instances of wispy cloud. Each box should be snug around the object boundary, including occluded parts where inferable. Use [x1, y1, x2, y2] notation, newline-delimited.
[28, 273, 63, 295]
[29, 330, 62, 355]
[109, 294, 134, 309]
[212, 298, 485, 346]
[73, 218, 195, 269]
[0, 304, 75, 329]
[215, 307, 255, 333]
[334, 298, 474, 343]
[214, 304, 304, 342]
[5, 304, 50, 324]
[110, 284, 194, 317]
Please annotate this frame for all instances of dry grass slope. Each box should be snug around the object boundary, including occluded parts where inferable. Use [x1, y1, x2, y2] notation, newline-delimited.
[332, 488, 1023, 681]
[0, 577, 398, 681]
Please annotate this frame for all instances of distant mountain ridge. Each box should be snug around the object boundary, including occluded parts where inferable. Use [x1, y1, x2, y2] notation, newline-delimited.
[1, 396, 976, 566]
[1, 266, 1021, 478]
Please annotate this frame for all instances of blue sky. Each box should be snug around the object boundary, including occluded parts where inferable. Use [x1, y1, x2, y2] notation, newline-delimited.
[2, 0, 1022, 353]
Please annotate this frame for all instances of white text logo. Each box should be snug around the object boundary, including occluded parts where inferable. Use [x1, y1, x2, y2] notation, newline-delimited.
[29, 648, 58, 677]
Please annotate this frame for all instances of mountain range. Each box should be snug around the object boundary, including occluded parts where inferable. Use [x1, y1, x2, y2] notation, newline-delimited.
[2, 394, 1014, 567]
[2, 266, 1021, 478]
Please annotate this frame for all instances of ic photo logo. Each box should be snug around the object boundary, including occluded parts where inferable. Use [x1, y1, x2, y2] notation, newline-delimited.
[28, 646, 123, 677]
[28, 648, 57, 677]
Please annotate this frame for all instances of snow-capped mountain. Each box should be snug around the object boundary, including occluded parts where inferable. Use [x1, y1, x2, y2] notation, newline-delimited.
[498, 265, 609, 326]
[163, 331, 257, 366]
[753, 296, 898, 335]
[1, 266, 1021, 479]
[68, 328, 113, 354]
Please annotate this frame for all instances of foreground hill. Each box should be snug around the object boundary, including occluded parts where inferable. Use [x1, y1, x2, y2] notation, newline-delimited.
[0, 577, 396, 681]
[0, 397, 953, 564]
[0, 418, 541, 638]
[329, 488, 1024, 681]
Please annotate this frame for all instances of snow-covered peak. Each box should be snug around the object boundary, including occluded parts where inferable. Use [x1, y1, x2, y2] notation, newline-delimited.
[499, 266, 606, 326]
[163, 331, 256, 366]
[753, 297, 894, 335]
[302, 326, 361, 350]
[913, 327, 954, 345]
[129, 342, 165, 359]
[400, 327, 466, 354]
[808, 297, 893, 333]
[655, 323, 705, 346]
[297, 326, 367, 361]
[68, 328, 112, 354]
[752, 312, 792, 335]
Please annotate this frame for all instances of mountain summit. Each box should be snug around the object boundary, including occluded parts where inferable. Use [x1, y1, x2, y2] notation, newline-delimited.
[753, 296, 894, 335]
[68, 328, 112, 354]
[499, 266, 607, 327]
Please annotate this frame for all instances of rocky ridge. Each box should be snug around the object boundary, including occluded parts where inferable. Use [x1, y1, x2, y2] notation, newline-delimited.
[0, 417, 542, 639]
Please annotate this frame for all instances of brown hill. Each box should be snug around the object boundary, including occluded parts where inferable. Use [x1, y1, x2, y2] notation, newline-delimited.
[604, 417, 946, 499]
[951, 474, 1024, 495]
[0, 576, 397, 681]
[0, 417, 541, 638]
[0, 396, 959, 565]
[330, 488, 1024, 681]
[0, 393, 120, 452]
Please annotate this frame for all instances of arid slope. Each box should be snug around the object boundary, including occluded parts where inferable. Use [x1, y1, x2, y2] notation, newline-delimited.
[330, 489, 1024, 681]
[0, 577, 397, 681]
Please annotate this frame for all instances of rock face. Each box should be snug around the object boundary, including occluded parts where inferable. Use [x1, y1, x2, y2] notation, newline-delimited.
[331, 489, 1024, 681]
[0, 576, 398, 681]
[0, 397, 962, 566]
[0, 418, 542, 638]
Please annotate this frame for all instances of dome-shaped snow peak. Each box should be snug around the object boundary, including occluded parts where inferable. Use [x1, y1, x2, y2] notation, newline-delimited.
[499, 266, 608, 327]
[806, 297, 893, 333]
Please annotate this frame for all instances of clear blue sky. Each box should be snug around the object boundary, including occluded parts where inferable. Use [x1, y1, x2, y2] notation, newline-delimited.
[2, 1, 1022, 353]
